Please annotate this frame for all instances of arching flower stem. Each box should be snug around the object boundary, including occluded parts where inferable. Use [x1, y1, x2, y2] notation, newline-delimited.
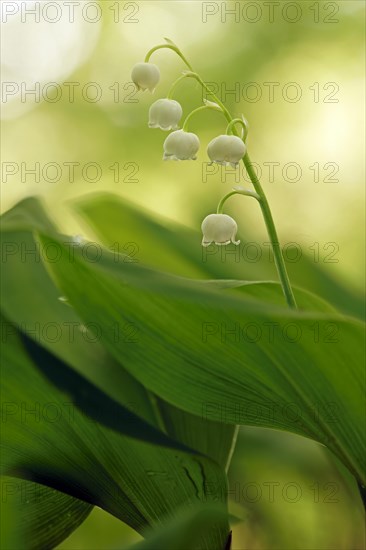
[217, 190, 261, 214]
[167, 74, 190, 99]
[145, 43, 297, 310]
[226, 118, 249, 141]
[182, 104, 222, 132]
[145, 44, 193, 71]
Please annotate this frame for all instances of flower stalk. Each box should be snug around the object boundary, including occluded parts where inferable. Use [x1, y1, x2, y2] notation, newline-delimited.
[167, 74, 190, 99]
[226, 117, 249, 141]
[140, 40, 297, 309]
[182, 104, 221, 132]
[217, 190, 261, 214]
[145, 43, 193, 71]
[243, 153, 297, 308]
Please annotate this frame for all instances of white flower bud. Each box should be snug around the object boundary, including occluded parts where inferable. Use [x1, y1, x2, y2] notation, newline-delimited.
[149, 99, 183, 131]
[163, 130, 200, 161]
[131, 62, 160, 92]
[201, 214, 240, 247]
[207, 135, 246, 167]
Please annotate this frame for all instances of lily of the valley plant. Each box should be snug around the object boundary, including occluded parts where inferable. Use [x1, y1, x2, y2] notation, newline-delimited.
[131, 38, 297, 309]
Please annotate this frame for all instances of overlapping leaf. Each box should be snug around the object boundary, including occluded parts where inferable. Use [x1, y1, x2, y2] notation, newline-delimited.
[2, 321, 229, 549]
[1, 198, 238, 469]
[1, 196, 364, 550]
[3, 197, 360, 485]
[124, 505, 231, 550]
[0, 476, 92, 550]
[37, 229, 364, 482]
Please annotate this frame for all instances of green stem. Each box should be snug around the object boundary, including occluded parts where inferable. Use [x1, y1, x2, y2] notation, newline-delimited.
[243, 153, 297, 309]
[184, 72, 232, 122]
[224, 425, 239, 474]
[145, 44, 193, 70]
[167, 74, 189, 99]
[182, 104, 222, 132]
[217, 190, 260, 214]
[226, 117, 249, 141]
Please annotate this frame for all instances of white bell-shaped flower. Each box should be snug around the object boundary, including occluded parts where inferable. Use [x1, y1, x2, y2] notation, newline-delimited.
[163, 130, 200, 161]
[207, 135, 246, 167]
[131, 62, 160, 92]
[201, 214, 240, 247]
[149, 99, 183, 131]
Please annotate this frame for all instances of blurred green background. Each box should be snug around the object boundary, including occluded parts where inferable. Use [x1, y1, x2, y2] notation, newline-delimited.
[1, 1, 365, 548]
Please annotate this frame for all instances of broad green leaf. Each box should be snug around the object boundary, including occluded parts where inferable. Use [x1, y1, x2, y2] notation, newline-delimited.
[0, 476, 92, 550]
[2, 322, 229, 549]
[125, 505, 231, 550]
[74, 193, 363, 319]
[0, 198, 237, 469]
[154, 401, 238, 474]
[0, 200, 187, 449]
[19, 328, 189, 451]
[0, 227, 188, 450]
[34, 230, 365, 485]
[1, 201, 326, 475]
[0, 225, 154, 425]
[0, 196, 56, 234]
[0, 478, 20, 550]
